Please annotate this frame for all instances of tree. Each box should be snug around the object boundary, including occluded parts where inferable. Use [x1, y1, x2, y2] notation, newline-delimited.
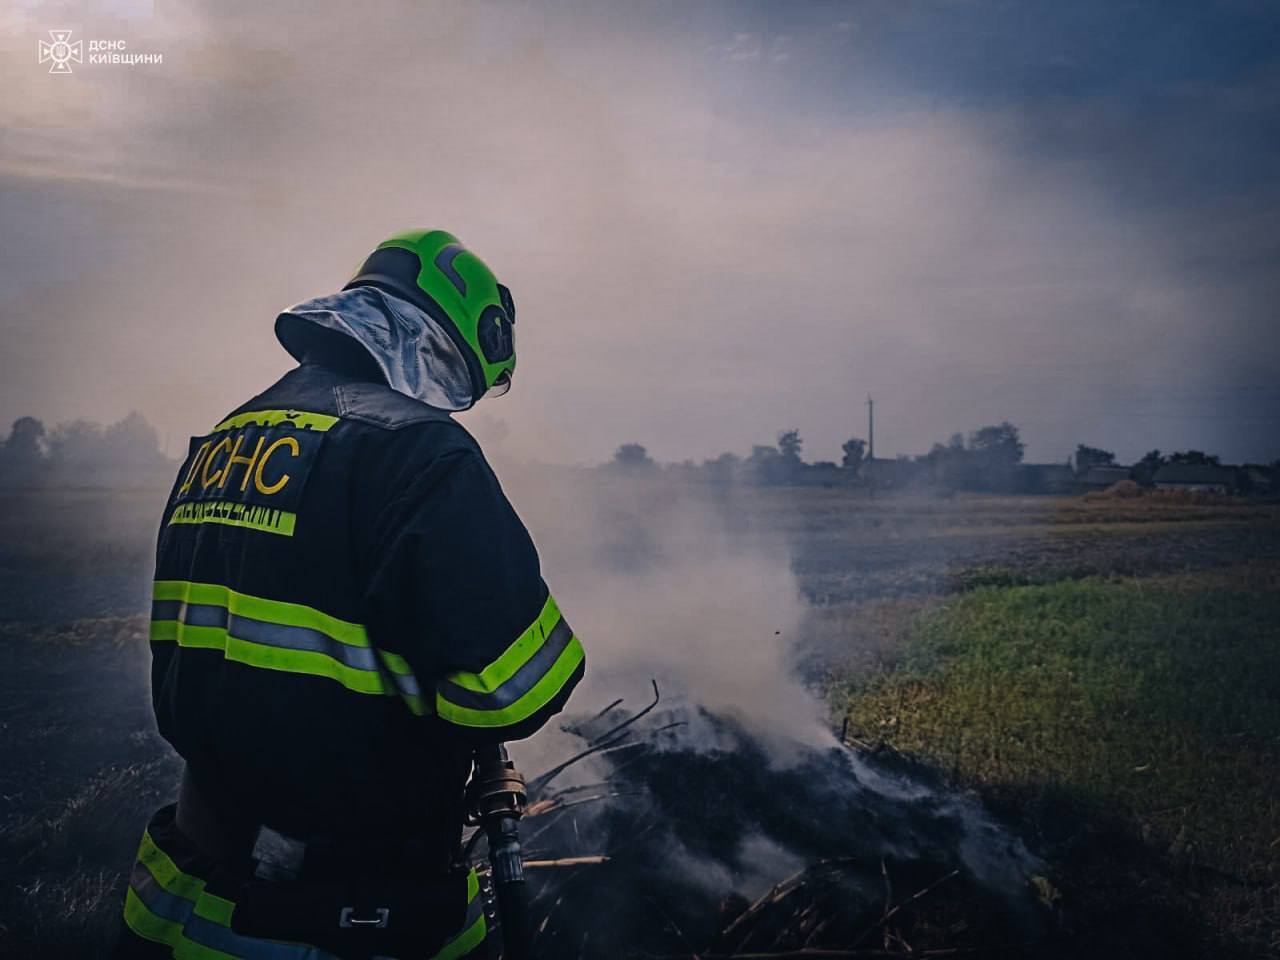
[1133, 449, 1165, 487]
[104, 412, 166, 467]
[776, 430, 804, 483]
[746, 444, 785, 485]
[46, 419, 107, 469]
[968, 422, 1024, 490]
[921, 432, 969, 491]
[1074, 444, 1115, 474]
[841, 437, 866, 476]
[777, 430, 803, 464]
[613, 443, 655, 469]
[1168, 450, 1220, 466]
[702, 452, 740, 487]
[0, 416, 47, 485]
[970, 422, 1025, 466]
[2, 416, 46, 465]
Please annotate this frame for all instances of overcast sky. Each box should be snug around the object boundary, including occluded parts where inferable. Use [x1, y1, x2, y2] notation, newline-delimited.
[2, 0, 1278, 465]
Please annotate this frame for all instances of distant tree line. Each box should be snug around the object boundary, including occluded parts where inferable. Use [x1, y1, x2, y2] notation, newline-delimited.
[0, 413, 173, 488]
[4, 409, 1274, 496]
[607, 424, 1278, 496]
[607, 422, 1026, 490]
[1072, 445, 1277, 494]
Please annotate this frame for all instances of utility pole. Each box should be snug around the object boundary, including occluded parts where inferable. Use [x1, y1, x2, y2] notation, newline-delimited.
[867, 394, 875, 463]
[866, 394, 876, 501]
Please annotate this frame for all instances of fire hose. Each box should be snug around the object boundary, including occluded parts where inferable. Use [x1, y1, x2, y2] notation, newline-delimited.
[466, 743, 530, 960]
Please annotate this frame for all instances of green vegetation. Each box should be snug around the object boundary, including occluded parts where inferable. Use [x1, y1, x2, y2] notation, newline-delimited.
[2, 487, 1276, 956]
[832, 564, 1280, 954]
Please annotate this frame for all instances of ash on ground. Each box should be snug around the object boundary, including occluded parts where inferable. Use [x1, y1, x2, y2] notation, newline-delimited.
[486, 688, 1052, 959]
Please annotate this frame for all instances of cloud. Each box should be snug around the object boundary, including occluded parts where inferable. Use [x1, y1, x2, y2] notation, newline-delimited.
[1, 0, 1276, 465]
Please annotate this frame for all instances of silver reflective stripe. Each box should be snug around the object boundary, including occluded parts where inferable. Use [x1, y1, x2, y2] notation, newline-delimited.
[185, 913, 335, 959]
[463, 882, 485, 927]
[131, 858, 335, 959]
[160, 601, 383, 673]
[231, 615, 381, 672]
[389, 670, 423, 698]
[130, 861, 193, 925]
[151, 599, 183, 621]
[150, 583, 429, 714]
[182, 602, 230, 628]
[438, 617, 574, 711]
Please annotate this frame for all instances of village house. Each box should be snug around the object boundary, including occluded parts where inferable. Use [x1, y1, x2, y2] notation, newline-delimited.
[1153, 463, 1238, 494]
[1076, 465, 1132, 492]
[1021, 463, 1076, 494]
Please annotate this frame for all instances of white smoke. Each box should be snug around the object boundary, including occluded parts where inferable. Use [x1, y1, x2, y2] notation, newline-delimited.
[478, 454, 1043, 898]
[490, 464, 825, 751]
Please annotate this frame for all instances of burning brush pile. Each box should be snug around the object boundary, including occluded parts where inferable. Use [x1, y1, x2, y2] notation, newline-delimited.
[472, 683, 1051, 959]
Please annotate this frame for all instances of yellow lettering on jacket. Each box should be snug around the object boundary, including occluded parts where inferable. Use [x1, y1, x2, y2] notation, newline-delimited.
[253, 436, 299, 495]
[179, 441, 212, 496]
[200, 437, 232, 489]
[219, 433, 266, 492]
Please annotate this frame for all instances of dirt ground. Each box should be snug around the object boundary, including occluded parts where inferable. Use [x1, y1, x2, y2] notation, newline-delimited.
[1, 485, 1276, 957]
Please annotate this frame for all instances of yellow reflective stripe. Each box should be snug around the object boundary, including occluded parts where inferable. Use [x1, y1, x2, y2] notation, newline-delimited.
[153, 580, 368, 646]
[447, 594, 562, 694]
[154, 622, 224, 650]
[152, 620, 391, 695]
[432, 914, 487, 960]
[128, 831, 481, 959]
[223, 636, 391, 693]
[173, 935, 239, 960]
[150, 619, 178, 642]
[431, 869, 486, 960]
[138, 829, 206, 902]
[212, 409, 339, 433]
[125, 832, 240, 960]
[124, 886, 185, 946]
[168, 501, 297, 537]
[378, 650, 415, 675]
[192, 891, 236, 927]
[150, 580, 429, 707]
[378, 650, 429, 716]
[437, 635, 584, 729]
[125, 889, 239, 960]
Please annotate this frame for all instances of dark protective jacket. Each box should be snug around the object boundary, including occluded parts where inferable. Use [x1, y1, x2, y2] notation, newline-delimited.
[148, 361, 584, 862]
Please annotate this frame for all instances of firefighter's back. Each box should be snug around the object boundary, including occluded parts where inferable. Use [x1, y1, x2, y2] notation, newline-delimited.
[116, 228, 583, 960]
[152, 363, 474, 856]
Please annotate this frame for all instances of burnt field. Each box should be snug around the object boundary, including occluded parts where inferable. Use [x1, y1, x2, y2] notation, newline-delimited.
[1, 485, 1277, 958]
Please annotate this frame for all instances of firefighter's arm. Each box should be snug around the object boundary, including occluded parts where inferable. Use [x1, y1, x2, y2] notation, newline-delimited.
[362, 444, 584, 742]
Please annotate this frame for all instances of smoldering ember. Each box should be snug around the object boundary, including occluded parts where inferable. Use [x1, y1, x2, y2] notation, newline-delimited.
[506, 684, 1048, 958]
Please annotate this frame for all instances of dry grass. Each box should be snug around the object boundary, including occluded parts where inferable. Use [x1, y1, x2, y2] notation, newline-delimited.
[2, 487, 1277, 957]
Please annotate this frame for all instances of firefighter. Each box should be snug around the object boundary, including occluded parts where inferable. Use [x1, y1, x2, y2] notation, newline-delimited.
[113, 230, 585, 959]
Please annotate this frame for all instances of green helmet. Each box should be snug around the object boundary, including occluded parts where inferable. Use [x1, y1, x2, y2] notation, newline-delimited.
[345, 229, 516, 401]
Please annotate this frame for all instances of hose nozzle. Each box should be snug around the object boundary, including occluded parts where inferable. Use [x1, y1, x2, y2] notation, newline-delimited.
[467, 744, 531, 959]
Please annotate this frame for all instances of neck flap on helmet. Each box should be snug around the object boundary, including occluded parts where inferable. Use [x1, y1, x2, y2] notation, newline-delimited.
[275, 286, 476, 411]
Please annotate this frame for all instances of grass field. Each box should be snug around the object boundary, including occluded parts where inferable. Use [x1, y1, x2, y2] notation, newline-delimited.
[830, 564, 1280, 955]
[1, 484, 1277, 957]
[715, 487, 1280, 955]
